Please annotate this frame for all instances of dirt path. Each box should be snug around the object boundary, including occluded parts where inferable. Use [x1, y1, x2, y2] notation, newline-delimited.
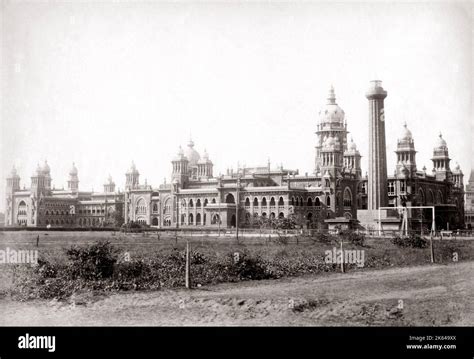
[1, 261, 472, 326]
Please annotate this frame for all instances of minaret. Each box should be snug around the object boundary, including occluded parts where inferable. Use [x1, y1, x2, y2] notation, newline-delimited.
[67, 162, 79, 193]
[343, 138, 362, 178]
[104, 175, 116, 193]
[395, 123, 417, 178]
[315, 86, 348, 176]
[197, 149, 213, 179]
[431, 133, 452, 182]
[366, 80, 388, 210]
[171, 146, 189, 187]
[125, 161, 140, 190]
[5, 166, 21, 226]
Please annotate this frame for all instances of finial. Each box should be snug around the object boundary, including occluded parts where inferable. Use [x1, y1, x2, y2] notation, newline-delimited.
[327, 85, 336, 105]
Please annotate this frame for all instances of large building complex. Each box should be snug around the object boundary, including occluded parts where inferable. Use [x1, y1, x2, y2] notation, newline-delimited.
[5, 82, 466, 230]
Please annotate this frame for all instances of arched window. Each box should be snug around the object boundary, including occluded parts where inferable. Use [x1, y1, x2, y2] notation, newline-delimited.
[253, 198, 259, 207]
[136, 198, 147, 215]
[245, 198, 250, 207]
[278, 212, 284, 219]
[315, 197, 321, 207]
[437, 191, 443, 204]
[152, 217, 159, 226]
[152, 203, 158, 213]
[418, 188, 425, 205]
[225, 194, 235, 204]
[261, 197, 267, 207]
[204, 199, 208, 207]
[326, 196, 331, 207]
[428, 190, 435, 204]
[188, 213, 194, 224]
[343, 188, 352, 207]
[278, 197, 284, 206]
[17, 201, 27, 217]
[291, 197, 295, 206]
[164, 198, 171, 214]
[211, 198, 216, 204]
[300, 197, 304, 206]
[196, 199, 202, 207]
[307, 198, 313, 206]
[270, 197, 276, 206]
[196, 213, 201, 225]
[181, 214, 186, 225]
[189, 199, 194, 207]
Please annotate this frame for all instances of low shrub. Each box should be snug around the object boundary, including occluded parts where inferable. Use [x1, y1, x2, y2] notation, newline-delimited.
[340, 230, 366, 246]
[391, 233, 428, 248]
[65, 241, 119, 280]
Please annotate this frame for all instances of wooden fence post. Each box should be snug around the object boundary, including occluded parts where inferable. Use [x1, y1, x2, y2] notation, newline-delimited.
[430, 234, 435, 263]
[185, 240, 191, 289]
[340, 240, 345, 273]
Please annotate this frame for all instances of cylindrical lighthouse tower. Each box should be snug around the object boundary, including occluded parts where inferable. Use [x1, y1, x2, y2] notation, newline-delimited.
[366, 80, 388, 210]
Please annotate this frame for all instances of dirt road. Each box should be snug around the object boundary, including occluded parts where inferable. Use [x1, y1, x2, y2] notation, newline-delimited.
[1, 261, 472, 326]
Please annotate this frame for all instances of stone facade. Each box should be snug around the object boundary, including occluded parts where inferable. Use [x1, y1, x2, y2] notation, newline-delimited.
[5, 82, 466, 230]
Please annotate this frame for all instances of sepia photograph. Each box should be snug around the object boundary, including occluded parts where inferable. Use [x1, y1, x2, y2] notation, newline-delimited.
[0, 0, 473, 356]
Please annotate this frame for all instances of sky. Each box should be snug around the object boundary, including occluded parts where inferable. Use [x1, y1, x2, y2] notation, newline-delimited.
[1, 1, 473, 212]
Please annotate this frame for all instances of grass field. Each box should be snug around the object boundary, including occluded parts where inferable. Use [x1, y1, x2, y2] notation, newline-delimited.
[1, 231, 473, 325]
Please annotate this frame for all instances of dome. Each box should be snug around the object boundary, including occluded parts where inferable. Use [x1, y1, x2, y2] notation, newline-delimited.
[69, 162, 78, 176]
[185, 139, 200, 166]
[173, 146, 187, 161]
[42, 160, 50, 174]
[435, 133, 447, 149]
[107, 174, 114, 184]
[348, 137, 357, 151]
[198, 149, 211, 164]
[324, 136, 335, 147]
[399, 122, 413, 141]
[454, 162, 461, 171]
[10, 165, 19, 178]
[319, 86, 345, 124]
[127, 161, 139, 174]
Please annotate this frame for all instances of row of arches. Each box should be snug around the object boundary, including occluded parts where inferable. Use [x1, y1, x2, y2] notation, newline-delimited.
[244, 196, 285, 207]
[418, 188, 444, 205]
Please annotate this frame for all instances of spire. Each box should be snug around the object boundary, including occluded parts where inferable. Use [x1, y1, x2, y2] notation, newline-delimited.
[327, 85, 336, 105]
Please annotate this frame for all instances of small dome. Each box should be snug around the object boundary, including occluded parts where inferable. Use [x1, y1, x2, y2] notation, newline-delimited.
[10, 165, 19, 177]
[174, 146, 187, 161]
[185, 139, 200, 166]
[454, 162, 461, 171]
[128, 161, 139, 174]
[198, 149, 211, 164]
[69, 162, 78, 176]
[42, 160, 50, 174]
[348, 138, 357, 151]
[202, 149, 209, 161]
[107, 174, 114, 184]
[325, 136, 335, 147]
[435, 133, 447, 148]
[399, 122, 413, 141]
